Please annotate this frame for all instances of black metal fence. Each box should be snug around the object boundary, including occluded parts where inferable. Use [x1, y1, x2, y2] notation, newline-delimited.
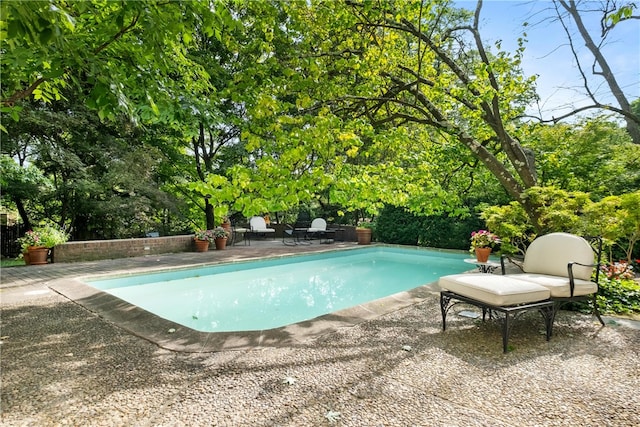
[1, 224, 25, 258]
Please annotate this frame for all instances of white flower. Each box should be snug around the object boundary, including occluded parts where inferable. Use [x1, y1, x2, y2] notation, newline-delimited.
[282, 376, 297, 385]
[325, 411, 341, 423]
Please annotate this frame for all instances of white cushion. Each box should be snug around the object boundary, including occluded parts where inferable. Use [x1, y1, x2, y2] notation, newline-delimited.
[439, 274, 550, 306]
[309, 218, 327, 231]
[509, 273, 597, 298]
[523, 233, 594, 280]
[249, 216, 275, 232]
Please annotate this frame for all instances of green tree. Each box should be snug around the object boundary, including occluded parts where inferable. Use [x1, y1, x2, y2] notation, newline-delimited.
[528, 118, 640, 197]
[1, 0, 225, 123]
[1, 98, 183, 239]
[274, 0, 544, 228]
[583, 192, 640, 263]
[0, 154, 50, 231]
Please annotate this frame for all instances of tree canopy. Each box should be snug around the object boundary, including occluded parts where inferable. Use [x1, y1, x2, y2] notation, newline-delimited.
[1, 0, 638, 255]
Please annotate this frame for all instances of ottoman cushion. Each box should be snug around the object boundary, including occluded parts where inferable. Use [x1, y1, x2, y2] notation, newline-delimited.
[439, 274, 551, 306]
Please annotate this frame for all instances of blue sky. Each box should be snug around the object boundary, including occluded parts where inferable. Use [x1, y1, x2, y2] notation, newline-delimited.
[456, 0, 640, 119]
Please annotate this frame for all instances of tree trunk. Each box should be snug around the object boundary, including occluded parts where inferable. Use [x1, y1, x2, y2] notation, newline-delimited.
[205, 198, 215, 230]
[13, 197, 31, 231]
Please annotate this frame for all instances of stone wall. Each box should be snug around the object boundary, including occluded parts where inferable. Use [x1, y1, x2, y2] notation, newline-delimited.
[53, 235, 194, 263]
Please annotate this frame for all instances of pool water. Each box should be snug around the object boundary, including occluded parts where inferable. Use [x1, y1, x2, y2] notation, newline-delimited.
[88, 247, 469, 332]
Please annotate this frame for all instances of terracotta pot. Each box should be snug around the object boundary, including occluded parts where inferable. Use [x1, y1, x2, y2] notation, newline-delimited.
[221, 222, 232, 244]
[356, 228, 372, 245]
[23, 251, 31, 265]
[27, 246, 49, 265]
[475, 247, 492, 263]
[214, 237, 227, 250]
[194, 239, 210, 252]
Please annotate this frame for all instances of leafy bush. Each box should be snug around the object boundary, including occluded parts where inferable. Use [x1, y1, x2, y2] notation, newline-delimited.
[596, 277, 640, 315]
[567, 276, 640, 316]
[420, 213, 485, 250]
[374, 205, 486, 250]
[374, 205, 422, 245]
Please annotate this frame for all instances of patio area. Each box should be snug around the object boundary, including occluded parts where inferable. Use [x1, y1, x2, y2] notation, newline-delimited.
[1, 240, 639, 426]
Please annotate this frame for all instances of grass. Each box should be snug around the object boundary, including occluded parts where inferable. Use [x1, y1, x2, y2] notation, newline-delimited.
[1, 259, 26, 268]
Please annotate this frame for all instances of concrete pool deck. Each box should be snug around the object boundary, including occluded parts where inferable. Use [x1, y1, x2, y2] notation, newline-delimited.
[2, 240, 639, 426]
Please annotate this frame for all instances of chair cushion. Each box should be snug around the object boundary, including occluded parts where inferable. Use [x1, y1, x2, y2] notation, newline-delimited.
[251, 228, 275, 233]
[509, 273, 597, 298]
[309, 218, 327, 230]
[249, 216, 275, 232]
[439, 274, 550, 306]
[522, 233, 594, 280]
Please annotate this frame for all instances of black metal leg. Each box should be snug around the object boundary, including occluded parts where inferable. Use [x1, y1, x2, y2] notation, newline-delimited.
[440, 291, 554, 353]
[539, 305, 555, 340]
[440, 293, 454, 331]
[592, 294, 605, 325]
[501, 312, 511, 353]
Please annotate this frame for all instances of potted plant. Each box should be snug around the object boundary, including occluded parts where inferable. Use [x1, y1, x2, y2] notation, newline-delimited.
[220, 215, 232, 231]
[470, 230, 501, 262]
[194, 229, 214, 252]
[212, 226, 229, 250]
[356, 221, 374, 245]
[17, 224, 69, 265]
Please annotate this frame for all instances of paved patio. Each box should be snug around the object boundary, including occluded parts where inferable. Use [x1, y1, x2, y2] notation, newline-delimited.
[1, 240, 639, 426]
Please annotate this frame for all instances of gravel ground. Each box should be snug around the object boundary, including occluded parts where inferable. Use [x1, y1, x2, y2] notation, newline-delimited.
[2, 288, 639, 426]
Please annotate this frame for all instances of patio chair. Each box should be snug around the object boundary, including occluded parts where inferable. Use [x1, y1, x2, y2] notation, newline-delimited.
[249, 216, 275, 241]
[500, 232, 604, 325]
[307, 218, 327, 234]
[307, 218, 335, 243]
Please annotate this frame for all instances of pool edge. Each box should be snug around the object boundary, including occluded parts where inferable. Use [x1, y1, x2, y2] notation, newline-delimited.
[48, 275, 441, 353]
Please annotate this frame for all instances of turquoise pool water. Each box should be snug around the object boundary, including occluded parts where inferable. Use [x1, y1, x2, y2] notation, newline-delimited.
[88, 247, 469, 332]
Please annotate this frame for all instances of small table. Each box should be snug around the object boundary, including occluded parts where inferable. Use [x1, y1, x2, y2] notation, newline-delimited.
[320, 230, 336, 244]
[464, 258, 501, 274]
[282, 228, 312, 245]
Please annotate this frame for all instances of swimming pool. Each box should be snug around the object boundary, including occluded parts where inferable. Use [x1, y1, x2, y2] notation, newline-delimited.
[87, 247, 469, 333]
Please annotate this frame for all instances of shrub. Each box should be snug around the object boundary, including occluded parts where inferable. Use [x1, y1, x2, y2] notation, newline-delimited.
[567, 276, 640, 316]
[420, 213, 485, 250]
[374, 205, 422, 245]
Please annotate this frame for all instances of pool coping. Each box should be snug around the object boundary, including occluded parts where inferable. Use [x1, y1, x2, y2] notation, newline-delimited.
[48, 245, 465, 352]
[49, 277, 439, 353]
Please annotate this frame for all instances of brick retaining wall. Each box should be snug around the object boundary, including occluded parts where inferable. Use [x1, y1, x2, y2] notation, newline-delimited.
[52, 226, 360, 263]
[53, 235, 194, 263]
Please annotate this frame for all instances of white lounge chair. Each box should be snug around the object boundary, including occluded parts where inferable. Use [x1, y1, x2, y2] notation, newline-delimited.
[439, 232, 603, 352]
[306, 218, 326, 238]
[248, 216, 275, 242]
[306, 218, 336, 243]
[500, 232, 604, 324]
[307, 218, 327, 233]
